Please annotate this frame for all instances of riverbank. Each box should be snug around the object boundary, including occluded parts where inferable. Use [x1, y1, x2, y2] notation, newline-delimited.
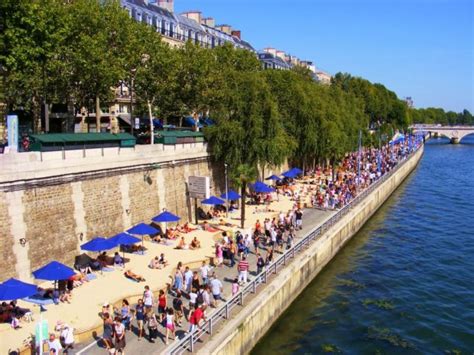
[196, 145, 424, 355]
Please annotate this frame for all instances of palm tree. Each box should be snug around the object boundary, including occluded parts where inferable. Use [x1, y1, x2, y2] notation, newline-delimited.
[232, 164, 257, 229]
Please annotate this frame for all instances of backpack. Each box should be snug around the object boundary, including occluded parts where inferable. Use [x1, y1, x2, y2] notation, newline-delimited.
[173, 298, 181, 310]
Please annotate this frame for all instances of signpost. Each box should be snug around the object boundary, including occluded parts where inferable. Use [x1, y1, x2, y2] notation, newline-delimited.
[188, 176, 210, 224]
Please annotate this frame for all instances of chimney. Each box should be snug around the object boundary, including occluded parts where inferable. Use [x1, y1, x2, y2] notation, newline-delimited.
[231, 30, 241, 39]
[157, 0, 174, 12]
[216, 24, 232, 34]
[181, 11, 202, 24]
[202, 17, 215, 27]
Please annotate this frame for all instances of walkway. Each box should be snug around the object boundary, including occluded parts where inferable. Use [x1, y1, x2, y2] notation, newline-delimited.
[74, 207, 334, 355]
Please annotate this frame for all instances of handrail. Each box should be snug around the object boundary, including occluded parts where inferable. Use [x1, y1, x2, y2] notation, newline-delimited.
[167, 145, 422, 354]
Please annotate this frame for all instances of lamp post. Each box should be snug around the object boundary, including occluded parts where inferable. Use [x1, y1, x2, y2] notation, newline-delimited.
[130, 69, 136, 136]
[224, 163, 229, 218]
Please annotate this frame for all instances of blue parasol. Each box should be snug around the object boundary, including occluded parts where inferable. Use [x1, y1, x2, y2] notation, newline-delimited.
[81, 237, 116, 252]
[251, 181, 275, 193]
[220, 190, 241, 200]
[109, 233, 141, 246]
[265, 175, 282, 181]
[33, 261, 75, 281]
[0, 278, 37, 301]
[152, 211, 181, 223]
[202, 196, 225, 205]
[127, 223, 159, 235]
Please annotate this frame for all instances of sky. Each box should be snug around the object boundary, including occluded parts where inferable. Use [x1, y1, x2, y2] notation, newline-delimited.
[175, 0, 474, 113]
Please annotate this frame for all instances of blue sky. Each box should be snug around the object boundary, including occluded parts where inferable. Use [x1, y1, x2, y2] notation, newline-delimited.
[175, 0, 473, 113]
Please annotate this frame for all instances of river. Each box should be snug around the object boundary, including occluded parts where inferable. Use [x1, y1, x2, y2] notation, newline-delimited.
[252, 136, 474, 354]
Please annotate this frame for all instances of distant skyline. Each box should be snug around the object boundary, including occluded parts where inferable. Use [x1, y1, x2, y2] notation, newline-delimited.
[175, 0, 473, 113]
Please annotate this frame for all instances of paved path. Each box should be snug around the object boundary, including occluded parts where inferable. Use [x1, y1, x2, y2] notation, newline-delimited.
[74, 207, 334, 355]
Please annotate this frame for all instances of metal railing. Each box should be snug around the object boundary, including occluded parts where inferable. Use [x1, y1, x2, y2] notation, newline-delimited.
[167, 146, 422, 354]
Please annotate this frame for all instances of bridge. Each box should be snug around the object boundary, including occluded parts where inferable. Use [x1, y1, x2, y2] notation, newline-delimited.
[410, 125, 474, 144]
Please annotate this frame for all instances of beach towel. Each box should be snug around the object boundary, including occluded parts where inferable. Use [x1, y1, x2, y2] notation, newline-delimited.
[86, 273, 97, 281]
[23, 294, 54, 305]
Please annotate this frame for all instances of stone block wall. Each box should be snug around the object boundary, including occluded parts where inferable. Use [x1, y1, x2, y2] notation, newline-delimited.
[0, 156, 225, 281]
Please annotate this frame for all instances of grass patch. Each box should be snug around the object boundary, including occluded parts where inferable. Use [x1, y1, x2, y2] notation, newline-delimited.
[363, 298, 395, 310]
[321, 343, 341, 353]
[367, 326, 415, 349]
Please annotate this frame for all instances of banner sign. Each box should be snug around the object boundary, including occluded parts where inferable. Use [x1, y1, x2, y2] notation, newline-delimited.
[188, 176, 210, 199]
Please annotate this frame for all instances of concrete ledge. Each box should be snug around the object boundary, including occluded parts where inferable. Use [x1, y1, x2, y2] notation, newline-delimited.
[199, 146, 424, 355]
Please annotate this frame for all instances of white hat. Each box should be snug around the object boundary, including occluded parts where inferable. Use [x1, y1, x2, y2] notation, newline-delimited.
[103, 302, 109, 307]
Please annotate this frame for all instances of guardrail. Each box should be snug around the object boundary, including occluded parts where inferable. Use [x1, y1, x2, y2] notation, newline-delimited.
[167, 145, 422, 354]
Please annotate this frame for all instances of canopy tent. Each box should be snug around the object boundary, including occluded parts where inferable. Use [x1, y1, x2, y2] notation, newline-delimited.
[265, 175, 281, 181]
[390, 132, 405, 145]
[152, 211, 181, 223]
[33, 261, 75, 281]
[0, 278, 37, 301]
[80, 237, 116, 252]
[220, 190, 241, 201]
[251, 181, 275, 194]
[201, 196, 225, 205]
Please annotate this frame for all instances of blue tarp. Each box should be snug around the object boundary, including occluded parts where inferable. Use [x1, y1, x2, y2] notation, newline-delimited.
[127, 223, 159, 235]
[0, 278, 37, 301]
[184, 116, 203, 128]
[109, 233, 141, 246]
[81, 237, 116, 252]
[282, 167, 303, 178]
[251, 181, 275, 193]
[152, 211, 181, 223]
[220, 190, 241, 200]
[33, 261, 76, 281]
[202, 196, 225, 205]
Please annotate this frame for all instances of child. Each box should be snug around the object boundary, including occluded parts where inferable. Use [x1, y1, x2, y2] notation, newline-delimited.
[165, 308, 175, 345]
[231, 278, 240, 296]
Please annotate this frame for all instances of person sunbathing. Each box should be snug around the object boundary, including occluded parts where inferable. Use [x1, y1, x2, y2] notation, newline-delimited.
[149, 257, 162, 269]
[189, 237, 201, 250]
[59, 290, 72, 304]
[167, 228, 180, 240]
[97, 252, 109, 268]
[124, 270, 146, 282]
[176, 237, 189, 250]
[158, 253, 169, 267]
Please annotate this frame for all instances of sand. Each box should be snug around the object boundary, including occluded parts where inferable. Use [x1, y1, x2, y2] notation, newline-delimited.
[0, 186, 300, 354]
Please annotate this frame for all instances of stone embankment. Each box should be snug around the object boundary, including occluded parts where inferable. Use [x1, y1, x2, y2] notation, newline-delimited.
[196, 146, 424, 355]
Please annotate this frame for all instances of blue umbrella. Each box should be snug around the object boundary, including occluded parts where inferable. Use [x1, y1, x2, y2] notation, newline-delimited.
[0, 278, 37, 301]
[127, 223, 159, 235]
[282, 169, 299, 178]
[291, 167, 303, 174]
[220, 190, 241, 200]
[202, 196, 225, 205]
[81, 237, 116, 252]
[109, 232, 141, 246]
[252, 181, 275, 193]
[265, 175, 281, 181]
[152, 211, 181, 223]
[33, 261, 75, 281]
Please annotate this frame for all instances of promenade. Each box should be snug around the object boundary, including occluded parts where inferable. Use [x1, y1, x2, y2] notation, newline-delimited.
[74, 208, 334, 355]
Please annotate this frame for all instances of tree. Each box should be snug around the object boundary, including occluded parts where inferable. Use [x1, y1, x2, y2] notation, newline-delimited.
[232, 164, 257, 228]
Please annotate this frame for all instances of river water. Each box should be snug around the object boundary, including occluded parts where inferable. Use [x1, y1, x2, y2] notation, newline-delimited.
[252, 136, 474, 354]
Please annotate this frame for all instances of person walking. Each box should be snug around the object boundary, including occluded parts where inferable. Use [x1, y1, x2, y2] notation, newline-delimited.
[113, 316, 126, 354]
[210, 274, 223, 307]
[256, 252, 265, 275]
[60, 324, 74, 354]
[143, 286, 153, 312]
[237, 256, 250, 284]
[157, 289, 167, 323]
[200, 260, 211, 285]
[135, 299, 145, 341]
[101, 313, 114, 351]
[146, 310, 158, 343]
[172, 292, 185, 326]
[165, 308, 175, 345]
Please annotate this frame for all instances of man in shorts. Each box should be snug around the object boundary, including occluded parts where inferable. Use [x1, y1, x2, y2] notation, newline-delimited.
[210, 274, 223, 307]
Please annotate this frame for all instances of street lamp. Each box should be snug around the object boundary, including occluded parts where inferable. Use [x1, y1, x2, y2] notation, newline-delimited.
[130, 69, 136, 136]
[224, 163, 229, 218]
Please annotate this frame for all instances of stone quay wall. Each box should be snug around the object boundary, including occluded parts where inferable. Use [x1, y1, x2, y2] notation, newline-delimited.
[199, 146, 424, 355]
[0, 143, 224, 282]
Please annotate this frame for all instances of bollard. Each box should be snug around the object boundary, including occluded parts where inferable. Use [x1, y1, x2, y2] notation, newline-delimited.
[190, 333, 194, 352]
[208, 317, 213, 335]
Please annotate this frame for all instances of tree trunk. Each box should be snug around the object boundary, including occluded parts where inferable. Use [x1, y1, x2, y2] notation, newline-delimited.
[148, 100, 154, 145]
[240, 184, 246, 229]
[95, 96, 101, 133]
[261, 165, 265, 181]
[331, 158, 336, 182]
[32, 92, 42, 134]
